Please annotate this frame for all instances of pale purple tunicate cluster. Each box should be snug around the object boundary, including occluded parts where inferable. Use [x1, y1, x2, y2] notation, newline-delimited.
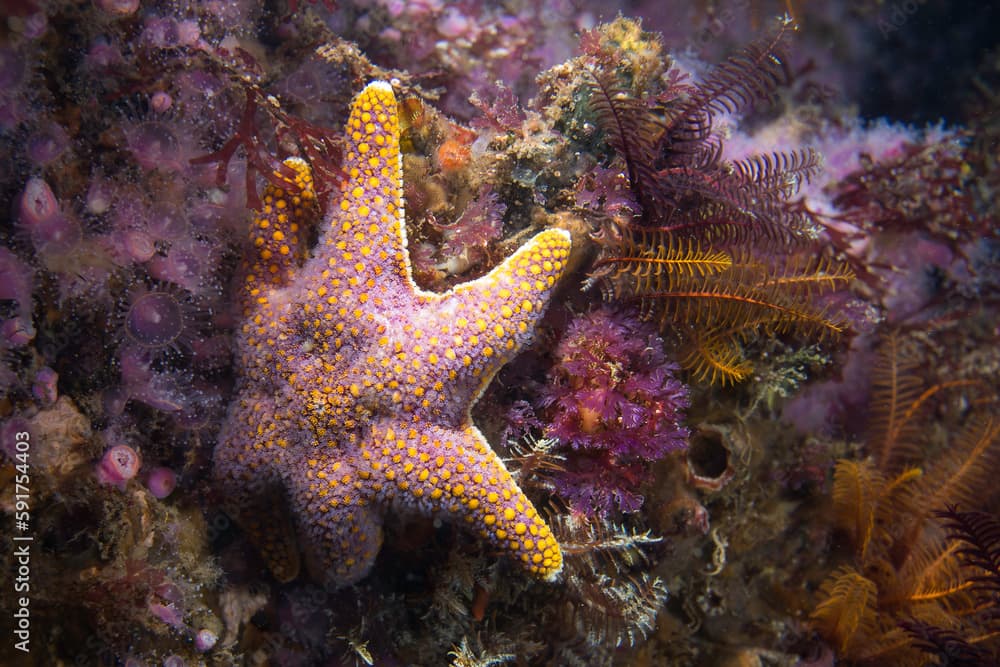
[31, 367, 58, 405]
[146, 467, 178, 499]
[0, 248, 35, 349]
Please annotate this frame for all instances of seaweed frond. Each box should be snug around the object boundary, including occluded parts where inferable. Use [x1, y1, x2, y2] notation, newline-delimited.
[729, 148, 823, 195]
[592, 231, 733, 287]
[812, 336, 1000, 664]
[586, 66, 665, 215]
[830, 459, 921, 565]
[811, 566, 879, 654]
[555, 512, 662, 574]
[868, 334, 985, 470]
[552, 513, 666, 649]
[190, 80, 345, 208]
[448, 636, 516, 667]
[580, 18, 851, 385]
[937, 506, 1000, 600]
[665, 17, 794, 140]
[594, 225, 851, 383]
[564, 573, 668, 649]
[889, 507, 1000, 666]
[919, 417, 1000, 515]
[901, 621, 996, 667]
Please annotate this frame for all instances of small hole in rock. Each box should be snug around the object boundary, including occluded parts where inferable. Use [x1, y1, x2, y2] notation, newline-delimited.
[688, 429, 729, 479]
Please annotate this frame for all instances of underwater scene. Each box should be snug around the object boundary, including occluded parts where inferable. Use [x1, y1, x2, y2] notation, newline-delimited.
[1, 0, 999, 665]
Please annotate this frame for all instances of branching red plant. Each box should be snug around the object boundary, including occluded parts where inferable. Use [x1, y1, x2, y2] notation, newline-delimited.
[191, 84, 345, 209]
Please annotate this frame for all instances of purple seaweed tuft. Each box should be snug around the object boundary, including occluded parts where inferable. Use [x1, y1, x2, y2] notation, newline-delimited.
[541, 307, 689, 515]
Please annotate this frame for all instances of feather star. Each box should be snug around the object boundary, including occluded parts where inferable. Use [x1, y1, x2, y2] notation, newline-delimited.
[213, 81, 570, 588]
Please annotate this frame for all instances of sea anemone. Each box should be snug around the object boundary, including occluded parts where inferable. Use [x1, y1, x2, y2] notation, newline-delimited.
[116, 282, 205, 355]
[96, 443, 142, 490]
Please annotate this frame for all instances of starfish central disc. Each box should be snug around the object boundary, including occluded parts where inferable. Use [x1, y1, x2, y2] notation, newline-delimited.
[214, 81, 570, 588]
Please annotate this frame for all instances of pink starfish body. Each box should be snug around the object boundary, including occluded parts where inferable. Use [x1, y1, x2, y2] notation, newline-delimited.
[214, 82, 570, 588]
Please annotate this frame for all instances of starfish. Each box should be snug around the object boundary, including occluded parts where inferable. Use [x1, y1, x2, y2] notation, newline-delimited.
[214, 81, 570, 589]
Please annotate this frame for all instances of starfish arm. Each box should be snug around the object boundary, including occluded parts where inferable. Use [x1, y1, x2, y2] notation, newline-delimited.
[437, 228, 572, 394]
[363, 420, 564, 581]
[214, 392, 302, 582]
[292, 455, 384, 588]
[237, 158, 319, 380]
[348, 227, 571, 426]
[315, 81, 410, 309]
[240, 157, 317, 314]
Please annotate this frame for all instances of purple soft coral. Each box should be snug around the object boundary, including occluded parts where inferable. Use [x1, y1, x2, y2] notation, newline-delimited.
[541, 307, 689, 515]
